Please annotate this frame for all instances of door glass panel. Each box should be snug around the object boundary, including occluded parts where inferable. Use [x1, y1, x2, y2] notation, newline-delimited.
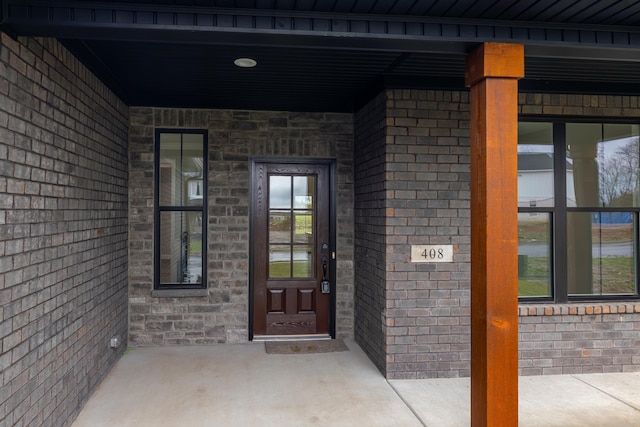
[293, 176, 314, 208]
[293, 210, 313, 244]
[268, 174, 316, 279]
[269, 211, 291, 244]
[270, 176, 292, 209]
[269, 245, 291, 278]
[293, 245, 314, 278]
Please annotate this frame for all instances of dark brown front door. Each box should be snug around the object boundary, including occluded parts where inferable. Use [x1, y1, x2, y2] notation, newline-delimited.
[251, 162, 331, 337]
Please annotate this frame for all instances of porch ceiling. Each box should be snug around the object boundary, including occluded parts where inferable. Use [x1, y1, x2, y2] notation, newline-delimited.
[2, 0, 640, 112]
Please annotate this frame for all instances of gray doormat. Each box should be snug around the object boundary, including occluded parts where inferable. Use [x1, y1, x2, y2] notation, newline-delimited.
[265, 339, 349, 354]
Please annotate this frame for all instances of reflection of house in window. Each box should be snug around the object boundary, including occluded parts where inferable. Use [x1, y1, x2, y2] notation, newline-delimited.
[188, 180, 203, 201]
[517, 152, 575, 207]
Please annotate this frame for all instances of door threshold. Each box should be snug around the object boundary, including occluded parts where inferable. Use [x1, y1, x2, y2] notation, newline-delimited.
[252, 334, 332, 342]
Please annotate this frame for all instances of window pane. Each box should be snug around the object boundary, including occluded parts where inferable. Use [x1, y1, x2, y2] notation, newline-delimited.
[518, 213, 552, 297]
[159, 133, 204, 206]
[293, 176, 314, 208]
[183, 135, 204, 206]
[568, 212, 636, 296]
[269, 211, 291, 244]
[159, 211, 203, 285]
[518, 122, 554, 208]
[269, 244, 291, 278]
[293, 210, 313, 244]
[293, 245, 313, 278]
[270, 176, 291, 209]
[567, 123, 640, 208]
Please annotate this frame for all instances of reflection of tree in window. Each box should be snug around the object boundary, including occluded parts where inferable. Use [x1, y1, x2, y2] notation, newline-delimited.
[599, 137, 639, 207]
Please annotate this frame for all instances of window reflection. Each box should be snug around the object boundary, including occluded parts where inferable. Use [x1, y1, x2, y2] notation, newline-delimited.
[566, 124, 640, 208]
[159, 133, 204, 207]
[159, 211, 203, 284]
[518, 213, 552, 297]
[568, 212, 635, 296]
[518, 122, 554, 208]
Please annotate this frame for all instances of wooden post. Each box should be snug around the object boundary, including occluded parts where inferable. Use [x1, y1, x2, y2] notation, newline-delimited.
[465, 43, 524, 427]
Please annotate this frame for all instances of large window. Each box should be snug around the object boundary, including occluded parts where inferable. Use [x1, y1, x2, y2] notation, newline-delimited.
[518, 121, 640, 301]
[155, 130, 207, 289]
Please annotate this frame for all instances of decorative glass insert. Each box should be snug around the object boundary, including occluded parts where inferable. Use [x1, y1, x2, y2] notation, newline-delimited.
[268, 175, 315, 279]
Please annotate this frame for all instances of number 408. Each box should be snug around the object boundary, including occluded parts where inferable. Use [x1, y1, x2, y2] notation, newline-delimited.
[422, 248, 444, 260]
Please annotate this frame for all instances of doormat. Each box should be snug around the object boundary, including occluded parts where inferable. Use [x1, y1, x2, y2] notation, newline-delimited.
[265, 339, 349, 355]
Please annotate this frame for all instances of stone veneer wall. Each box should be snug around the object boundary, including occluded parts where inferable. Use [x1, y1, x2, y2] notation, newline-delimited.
[128, 109, 354, 345]
[354, 89, 640, 379]
[1, 35, 129, 426]
[353, 92, 389, 374]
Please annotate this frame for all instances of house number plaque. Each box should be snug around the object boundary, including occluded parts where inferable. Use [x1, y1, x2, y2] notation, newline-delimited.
[411, 245, 454, 263]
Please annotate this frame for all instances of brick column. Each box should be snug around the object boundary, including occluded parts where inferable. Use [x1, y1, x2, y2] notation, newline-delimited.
[465, 43, 524, 426]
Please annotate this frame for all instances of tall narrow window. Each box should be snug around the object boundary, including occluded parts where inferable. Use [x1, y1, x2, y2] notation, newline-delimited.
[517, 122, 554, 298]
[155, 130, 207, 289]
[566, 123, 639, 297]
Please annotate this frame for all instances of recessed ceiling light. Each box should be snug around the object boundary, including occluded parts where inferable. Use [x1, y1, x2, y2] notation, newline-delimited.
[234, 57, 257, 68]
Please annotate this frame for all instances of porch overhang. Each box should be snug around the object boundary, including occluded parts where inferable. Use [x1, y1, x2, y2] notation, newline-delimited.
[2, 0, 640, 112]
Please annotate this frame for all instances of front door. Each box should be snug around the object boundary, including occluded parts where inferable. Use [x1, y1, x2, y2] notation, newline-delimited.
[251, 161, 332, 338]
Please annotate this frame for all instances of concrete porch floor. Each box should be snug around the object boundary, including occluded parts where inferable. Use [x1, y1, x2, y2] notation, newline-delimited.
[72, 340, 640, 426]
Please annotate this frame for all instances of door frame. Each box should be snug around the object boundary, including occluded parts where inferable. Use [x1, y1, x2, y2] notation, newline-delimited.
[249, 157, 337, 340]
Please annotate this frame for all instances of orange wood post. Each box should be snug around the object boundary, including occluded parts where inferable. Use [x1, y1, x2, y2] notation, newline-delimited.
[465, 43, 524, 427]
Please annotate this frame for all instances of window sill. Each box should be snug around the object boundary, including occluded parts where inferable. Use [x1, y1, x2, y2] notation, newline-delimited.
[151, 289, 208, 298]
[519, 302, 640, 316]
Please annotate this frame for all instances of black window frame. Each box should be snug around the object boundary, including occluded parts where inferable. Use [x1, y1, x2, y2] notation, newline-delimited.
[519, 117, 640, 303]
[154, 128, 208, 290]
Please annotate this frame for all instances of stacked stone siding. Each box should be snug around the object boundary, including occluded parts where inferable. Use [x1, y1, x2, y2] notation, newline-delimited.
[128, 109, 354, 345]
[354, 89, 640, 379]
[1, 35, 129, 426]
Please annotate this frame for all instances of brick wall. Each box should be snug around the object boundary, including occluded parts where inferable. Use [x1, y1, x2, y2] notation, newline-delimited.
[519, 304, 640, 375]
[354, 89, 475, 379]
[384, 89, 472, 379]
[1, 35, 129, 426]
[128, 109, 354, 345]
[353, 92, 388, 374]
[354, 88, 640, 379]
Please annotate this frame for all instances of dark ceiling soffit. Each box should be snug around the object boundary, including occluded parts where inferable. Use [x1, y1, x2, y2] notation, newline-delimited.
[2, 1, 640, 60]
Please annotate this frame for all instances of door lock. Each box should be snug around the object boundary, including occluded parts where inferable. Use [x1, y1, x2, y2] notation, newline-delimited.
[321, 256, 330, 294]
[321, 279, 331, 294]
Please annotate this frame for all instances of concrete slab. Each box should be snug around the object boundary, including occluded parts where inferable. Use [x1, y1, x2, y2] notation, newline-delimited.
[72, 340, 422, 427]
[390, 373, 640, 427]
[73, 340, 640, 427]
[389, 378, 469, 427]
[519, 374, 640, 427]
[574, 372, 640, 411]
